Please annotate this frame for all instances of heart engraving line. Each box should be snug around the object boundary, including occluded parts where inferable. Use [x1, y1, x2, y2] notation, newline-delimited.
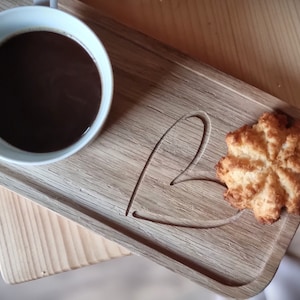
[126, 111, 243, 228]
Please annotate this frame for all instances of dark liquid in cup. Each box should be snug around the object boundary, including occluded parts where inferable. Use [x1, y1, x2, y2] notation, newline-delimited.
[0, 31, 101, 153]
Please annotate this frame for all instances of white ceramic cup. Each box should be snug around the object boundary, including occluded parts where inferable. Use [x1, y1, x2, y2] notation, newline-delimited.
[0, 2, 113, 165]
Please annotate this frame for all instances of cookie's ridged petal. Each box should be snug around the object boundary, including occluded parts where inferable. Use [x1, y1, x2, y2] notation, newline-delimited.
[251, 172, 285, 224]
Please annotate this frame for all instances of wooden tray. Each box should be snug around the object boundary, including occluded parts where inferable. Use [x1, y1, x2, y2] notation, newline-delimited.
[1, 0, 299, 297]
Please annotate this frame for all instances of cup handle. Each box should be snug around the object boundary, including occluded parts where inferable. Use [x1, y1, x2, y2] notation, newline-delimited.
[33, 0, 58, 8]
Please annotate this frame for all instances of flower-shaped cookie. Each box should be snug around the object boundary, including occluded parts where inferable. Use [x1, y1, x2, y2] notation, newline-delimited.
[216, 112, 300, 224]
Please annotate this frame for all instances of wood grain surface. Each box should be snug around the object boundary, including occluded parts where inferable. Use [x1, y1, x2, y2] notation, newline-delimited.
[0, 0, 300, 298]
[0, 186, 130, 284]
[83, 0, 300, 108]
[1, 0, 300, 298]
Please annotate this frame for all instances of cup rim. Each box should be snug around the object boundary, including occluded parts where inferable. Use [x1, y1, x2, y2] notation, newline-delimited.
[0, 6, 114, 165]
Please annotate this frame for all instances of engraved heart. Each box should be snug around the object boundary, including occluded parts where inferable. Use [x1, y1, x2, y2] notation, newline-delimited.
[126, 111, 242, 228]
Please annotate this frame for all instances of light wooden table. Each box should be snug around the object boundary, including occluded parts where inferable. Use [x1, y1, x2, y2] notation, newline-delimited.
[1, 0, 300, 285]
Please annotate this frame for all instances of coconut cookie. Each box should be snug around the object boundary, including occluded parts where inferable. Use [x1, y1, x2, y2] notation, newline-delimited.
[216, 112, 300, 224]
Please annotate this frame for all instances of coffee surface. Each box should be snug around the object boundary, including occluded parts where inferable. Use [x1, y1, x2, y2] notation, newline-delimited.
[0, 30, 101, 153]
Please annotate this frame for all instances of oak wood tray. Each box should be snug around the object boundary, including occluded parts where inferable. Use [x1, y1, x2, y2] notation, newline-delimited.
[1, 0, 300, 298]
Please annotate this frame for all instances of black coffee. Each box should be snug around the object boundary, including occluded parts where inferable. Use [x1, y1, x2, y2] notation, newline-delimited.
[0, 30, 101, 153]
